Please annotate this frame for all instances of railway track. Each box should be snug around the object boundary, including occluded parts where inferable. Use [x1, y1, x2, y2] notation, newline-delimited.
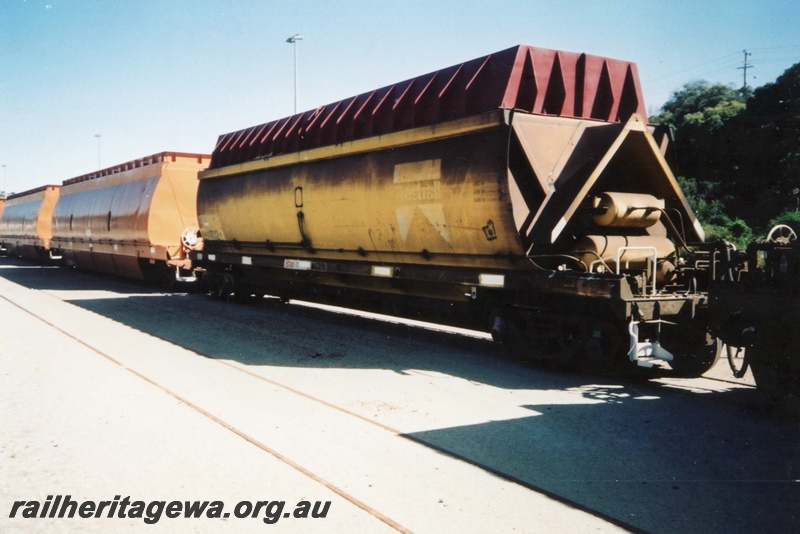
[1, 258, 797, 533]
[0, 293, 410, 533]
[0, 260, 635, 532]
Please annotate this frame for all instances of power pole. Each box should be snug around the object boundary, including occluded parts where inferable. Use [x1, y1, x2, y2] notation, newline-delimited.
[737, 50, 753, 89]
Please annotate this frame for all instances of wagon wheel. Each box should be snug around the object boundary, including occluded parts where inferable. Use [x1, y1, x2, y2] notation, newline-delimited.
[669, 335, 720, 378]
[726, 344, 749, 379]
[765, 224, 797, 244]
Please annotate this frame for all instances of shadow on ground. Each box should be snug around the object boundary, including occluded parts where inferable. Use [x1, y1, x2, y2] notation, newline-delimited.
[2, 257, 798, 533]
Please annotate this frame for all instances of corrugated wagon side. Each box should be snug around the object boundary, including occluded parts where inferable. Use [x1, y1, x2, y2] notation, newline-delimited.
[0, 185, 61, 261]
[51, 152, 210, 281]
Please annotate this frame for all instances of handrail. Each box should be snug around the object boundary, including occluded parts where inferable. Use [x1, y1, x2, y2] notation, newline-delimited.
[616, 246, 658, 296]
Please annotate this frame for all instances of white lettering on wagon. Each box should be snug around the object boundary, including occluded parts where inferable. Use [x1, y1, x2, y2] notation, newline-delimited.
[393, 159, 451, 245]
[284, 259, 312, 271]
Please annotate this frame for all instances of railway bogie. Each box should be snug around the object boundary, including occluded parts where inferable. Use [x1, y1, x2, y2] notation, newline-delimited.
[709, 225, 800, 400]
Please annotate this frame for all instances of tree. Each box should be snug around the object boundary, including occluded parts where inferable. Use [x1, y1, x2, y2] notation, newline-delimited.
[650, 82, 751, 243]
[722, 62, 800, 229]
[651, 62, 800, 237]
[650, 81, 749, 183]
[651, 81, 750, 131]
[676, 176, 753, 248]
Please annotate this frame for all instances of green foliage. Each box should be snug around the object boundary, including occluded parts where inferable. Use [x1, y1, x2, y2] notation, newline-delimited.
[651, 81, 748, 184]
[678, 176, 754, 248]
[767, 210, 800, 234]
[650, 81, 749, 132]
[724, 63, 800, 227]
[682, 99, 746, 130]
[655, 63, 800, 240]
[703, 218, 754, 250]
[676, 176, 725, 223]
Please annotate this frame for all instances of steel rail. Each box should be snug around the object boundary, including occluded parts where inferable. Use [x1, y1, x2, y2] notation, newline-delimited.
[0, 293, 412, 534]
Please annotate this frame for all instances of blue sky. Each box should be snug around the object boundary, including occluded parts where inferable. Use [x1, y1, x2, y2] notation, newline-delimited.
[1, 0, 798, 194]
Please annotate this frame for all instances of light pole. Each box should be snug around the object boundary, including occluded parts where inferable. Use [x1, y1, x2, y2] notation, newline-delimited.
[286, 34, 303, 114]
[94, 133, 101, 168]
[1, 164, 6, 197]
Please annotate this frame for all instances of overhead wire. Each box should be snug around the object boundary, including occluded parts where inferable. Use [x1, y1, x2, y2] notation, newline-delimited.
[646, 46, 799, 85]
[646, 52, 740, 85]
[644, 46, 799, 110]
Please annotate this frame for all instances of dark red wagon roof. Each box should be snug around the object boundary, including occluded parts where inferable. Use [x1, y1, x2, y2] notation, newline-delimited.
[209, 44, 646, 169]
